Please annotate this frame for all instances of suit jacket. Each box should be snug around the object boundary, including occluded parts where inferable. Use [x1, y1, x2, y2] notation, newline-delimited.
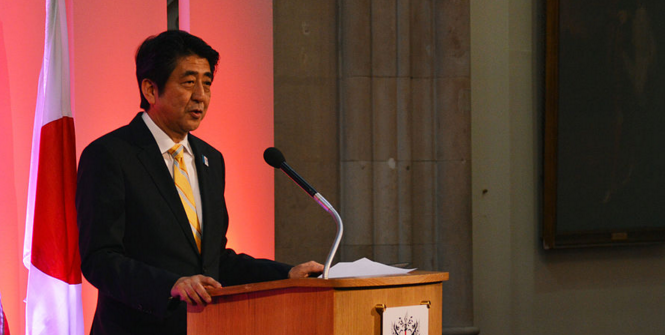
[76, 113, 292, 335]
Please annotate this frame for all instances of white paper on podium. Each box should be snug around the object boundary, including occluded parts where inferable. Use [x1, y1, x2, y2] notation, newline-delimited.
[321, 257, 415, 279]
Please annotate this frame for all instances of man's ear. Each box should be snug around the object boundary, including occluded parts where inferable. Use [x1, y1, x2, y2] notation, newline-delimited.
[141, 79, 158, 106]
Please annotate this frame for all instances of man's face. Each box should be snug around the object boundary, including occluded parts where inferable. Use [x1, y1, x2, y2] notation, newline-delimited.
[146, 55, 212, 142]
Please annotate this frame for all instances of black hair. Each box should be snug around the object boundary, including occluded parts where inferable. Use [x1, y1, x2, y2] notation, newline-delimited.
[135, 30, 220, 111]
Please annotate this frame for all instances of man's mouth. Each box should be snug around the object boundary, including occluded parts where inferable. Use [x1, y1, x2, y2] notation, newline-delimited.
[189, 109, 203, 117]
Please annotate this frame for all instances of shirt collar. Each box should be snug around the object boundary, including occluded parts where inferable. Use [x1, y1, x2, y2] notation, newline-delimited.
[141, 112, 193, 156]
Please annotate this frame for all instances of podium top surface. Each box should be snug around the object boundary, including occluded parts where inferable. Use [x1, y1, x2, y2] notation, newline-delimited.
[207, 271, 448, 297]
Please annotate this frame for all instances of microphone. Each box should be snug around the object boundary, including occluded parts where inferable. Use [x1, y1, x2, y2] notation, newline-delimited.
[263, 147, 317, 197]
[264, 147, 343, 279]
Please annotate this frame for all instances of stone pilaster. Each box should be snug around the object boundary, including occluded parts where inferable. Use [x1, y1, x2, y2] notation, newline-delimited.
[274, 0, 477, 333]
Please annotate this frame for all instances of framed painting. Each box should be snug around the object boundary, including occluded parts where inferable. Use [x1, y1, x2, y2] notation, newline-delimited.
[543, 0, 665, 248]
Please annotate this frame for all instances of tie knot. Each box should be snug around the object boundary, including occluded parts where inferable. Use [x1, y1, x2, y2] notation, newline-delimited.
[168, 144, 184, 160]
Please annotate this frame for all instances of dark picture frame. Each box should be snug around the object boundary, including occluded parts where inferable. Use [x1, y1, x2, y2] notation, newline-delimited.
[543, 0, 665, 249]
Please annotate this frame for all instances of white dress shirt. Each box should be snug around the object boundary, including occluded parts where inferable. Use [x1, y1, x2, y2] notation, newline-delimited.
[142, 112, 204, 231]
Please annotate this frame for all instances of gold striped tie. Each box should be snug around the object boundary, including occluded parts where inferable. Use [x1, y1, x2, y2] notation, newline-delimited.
[168, 144, 202, 252]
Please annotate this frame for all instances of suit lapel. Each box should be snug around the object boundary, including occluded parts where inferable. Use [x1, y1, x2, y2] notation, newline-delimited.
[189, 136, 213, 257]
[129, 114, 200, 254]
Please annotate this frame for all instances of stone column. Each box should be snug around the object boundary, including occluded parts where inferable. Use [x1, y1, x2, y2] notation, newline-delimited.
[434, 1, 477, 332]
[273, 1, 339, 264]
[339, 0, 374, 261]
[338, 1, 477, 333]
[274, 0, 477, 333]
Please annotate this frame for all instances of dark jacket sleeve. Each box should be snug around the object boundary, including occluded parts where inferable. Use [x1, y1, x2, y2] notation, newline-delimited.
[76, 139, 180, 318]
[194, 143, 293, 286]
[217, 249, 293, 286]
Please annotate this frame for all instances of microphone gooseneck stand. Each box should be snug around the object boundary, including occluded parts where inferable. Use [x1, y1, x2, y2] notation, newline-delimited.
[264, 147, 344, 279]
[312, 193, 343, 279]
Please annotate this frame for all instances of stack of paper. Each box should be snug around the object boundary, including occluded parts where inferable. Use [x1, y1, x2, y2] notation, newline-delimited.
[322, 258, 416, 279]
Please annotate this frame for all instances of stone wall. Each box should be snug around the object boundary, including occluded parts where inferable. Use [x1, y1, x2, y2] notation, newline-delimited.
[274, 1, 476, 333]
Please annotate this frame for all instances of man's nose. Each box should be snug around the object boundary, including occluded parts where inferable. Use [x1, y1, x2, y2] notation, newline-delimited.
[191, 81, 207, 101]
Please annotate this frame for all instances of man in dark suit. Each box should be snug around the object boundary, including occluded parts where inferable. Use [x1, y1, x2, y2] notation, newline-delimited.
[76, 30, 322, 335]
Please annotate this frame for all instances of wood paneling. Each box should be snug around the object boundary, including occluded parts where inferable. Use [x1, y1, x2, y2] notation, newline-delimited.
[188, 272, 447, 335]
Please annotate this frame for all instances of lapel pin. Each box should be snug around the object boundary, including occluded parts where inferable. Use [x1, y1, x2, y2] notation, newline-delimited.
[203, 155, 209, 167]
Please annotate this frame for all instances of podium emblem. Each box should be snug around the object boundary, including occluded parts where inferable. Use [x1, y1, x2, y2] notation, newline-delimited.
[390, 312, 420, 335]
[382, 304, 428, 335]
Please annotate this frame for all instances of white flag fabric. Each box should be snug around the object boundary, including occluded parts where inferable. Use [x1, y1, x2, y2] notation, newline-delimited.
[23, 0, 83, 334]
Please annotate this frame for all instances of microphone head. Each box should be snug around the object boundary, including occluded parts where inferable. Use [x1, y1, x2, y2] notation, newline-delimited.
[264, 147, 286, 168]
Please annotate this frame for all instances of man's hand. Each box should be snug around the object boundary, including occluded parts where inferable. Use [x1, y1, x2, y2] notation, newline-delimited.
[288, 260, 325, 278]
[170, 275, 222, 306]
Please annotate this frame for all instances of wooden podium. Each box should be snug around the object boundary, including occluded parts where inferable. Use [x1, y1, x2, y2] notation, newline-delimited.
[187, 271, 448, 335]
